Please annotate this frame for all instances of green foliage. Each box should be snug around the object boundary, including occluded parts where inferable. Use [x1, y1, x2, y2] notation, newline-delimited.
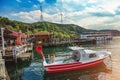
[58, 32, 64, 39]
[0, 16, 89, 39]
[26, 30, 33, 34]
[33, 28, 39, 33]
[7, 25, 14, 30]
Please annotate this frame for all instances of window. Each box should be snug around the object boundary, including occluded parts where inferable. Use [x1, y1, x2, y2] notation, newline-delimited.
[89, 53, 96, 58]
[72, 51, 80, 62]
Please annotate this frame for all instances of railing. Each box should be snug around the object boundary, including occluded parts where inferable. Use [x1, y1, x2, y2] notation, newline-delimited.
[4, 43, 33, 57]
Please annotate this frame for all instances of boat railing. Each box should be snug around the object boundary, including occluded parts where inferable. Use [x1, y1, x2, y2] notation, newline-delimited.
[56, 52, 72, 56]
[54, 57, 65, 61]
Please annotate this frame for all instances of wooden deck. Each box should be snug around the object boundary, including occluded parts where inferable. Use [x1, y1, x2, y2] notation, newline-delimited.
[0, 59, 10, 80]
[2, 44, 33, 62]
[18, 53, 32, 60]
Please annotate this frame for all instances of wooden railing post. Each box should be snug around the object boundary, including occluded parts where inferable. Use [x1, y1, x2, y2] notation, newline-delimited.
[1, 28, 5, 56]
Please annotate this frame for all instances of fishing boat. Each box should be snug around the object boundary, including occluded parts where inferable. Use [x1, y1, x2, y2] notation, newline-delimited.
[35, 46, 111, 74]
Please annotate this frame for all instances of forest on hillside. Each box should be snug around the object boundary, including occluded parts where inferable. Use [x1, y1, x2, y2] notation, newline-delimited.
[1, 16, 120, 39]
[0, 16, 90, 39]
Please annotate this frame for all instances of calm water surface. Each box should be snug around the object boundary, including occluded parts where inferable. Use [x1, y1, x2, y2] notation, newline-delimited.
[6, 37, 120, 80]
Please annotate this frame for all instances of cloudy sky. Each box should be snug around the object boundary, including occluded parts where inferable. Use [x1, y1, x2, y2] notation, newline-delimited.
[0, 0, 120, 30]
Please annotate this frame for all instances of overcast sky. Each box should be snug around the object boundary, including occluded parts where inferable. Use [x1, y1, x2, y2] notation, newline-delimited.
[0, 0, 120, 30]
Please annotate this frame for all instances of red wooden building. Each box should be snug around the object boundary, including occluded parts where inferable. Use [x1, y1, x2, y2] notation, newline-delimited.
[0, 27, 33, 62]
[0, 27, 27, 46]
[34, 31, 53, 45]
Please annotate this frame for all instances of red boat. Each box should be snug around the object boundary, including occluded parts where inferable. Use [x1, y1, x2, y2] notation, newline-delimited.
[35, 46, 111, 74]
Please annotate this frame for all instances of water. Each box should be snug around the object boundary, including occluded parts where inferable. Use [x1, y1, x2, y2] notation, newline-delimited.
[22, 61, 45, 80]
[6, 37, 120, 80]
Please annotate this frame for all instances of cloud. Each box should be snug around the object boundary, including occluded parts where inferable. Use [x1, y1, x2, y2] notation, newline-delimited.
[6, 0, 120, 30]
[10, 10, 62, 23]
[33, 4, 38, 8]
[16, 0, 21, 2]
[90, 12, 115, 17]
[76, 15, 120, 30]
[38, 0, 45, 3]
[11, 11, 39, 23]
[115, 6, 120, 15]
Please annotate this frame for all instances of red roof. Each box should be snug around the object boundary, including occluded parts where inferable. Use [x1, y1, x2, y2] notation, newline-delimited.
[12, 31, 18, 37]
[11, 31, 27, 39]
[34, 32, 53, 35]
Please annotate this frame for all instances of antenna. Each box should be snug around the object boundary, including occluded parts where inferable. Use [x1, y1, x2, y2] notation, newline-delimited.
[60, 0, 63, 24]
[60, 13, 63, 24]
[40, 5, 43, 22]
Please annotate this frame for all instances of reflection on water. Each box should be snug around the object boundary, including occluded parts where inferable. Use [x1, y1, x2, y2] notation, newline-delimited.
[22, 61, 45, 80]
[6, 60, 31, 80]
[6, 37, 120, 80]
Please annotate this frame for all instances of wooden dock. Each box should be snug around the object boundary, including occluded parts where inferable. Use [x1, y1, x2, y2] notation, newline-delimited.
[0, 59, 10, 80]
[18, 52, 32, 60]
[2, 44, 33, 62]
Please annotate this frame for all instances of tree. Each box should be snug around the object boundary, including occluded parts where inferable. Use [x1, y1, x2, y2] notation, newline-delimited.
[58, 32, 64, 39]
[26, 30, 33, 34]
[7, 25, 14, 30]
[33, 29, 39, 33]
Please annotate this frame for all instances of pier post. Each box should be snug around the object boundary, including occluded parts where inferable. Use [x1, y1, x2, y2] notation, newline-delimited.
[0, 59, 10, 80]
[1, 28, 5, 56]
[31, 43, 34, 60]
[0, 50, 2, 60]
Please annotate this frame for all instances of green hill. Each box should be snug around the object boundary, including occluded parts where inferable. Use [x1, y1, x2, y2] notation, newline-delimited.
[2, 16, 119, 38]
[32, 21, 90, 38]
[0, 16, 89, 38]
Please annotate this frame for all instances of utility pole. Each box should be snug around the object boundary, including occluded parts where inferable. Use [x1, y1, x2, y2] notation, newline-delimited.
[60, 13, 63, 24]
[40, 5, 43, 22]
[60, 0, 63, 24]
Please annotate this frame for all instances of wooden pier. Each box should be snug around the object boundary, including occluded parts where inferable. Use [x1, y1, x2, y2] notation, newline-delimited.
[39, 38, 96, 47]
[0, 51, 10, 80]
[81, 31, 112, 43]
[3, 44, 33, 62]
[18, 52, 32, 60]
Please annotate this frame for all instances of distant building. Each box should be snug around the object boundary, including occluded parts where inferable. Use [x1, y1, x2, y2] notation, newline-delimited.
[80, 31, 112, 40]
[34, 32, 53, 45]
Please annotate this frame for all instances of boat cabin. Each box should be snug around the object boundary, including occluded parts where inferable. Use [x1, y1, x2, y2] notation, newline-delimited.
[69, 47, 98, 62]
[44, 47, 98, 65]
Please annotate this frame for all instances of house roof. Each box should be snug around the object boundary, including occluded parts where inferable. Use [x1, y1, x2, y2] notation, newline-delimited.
[0, 27, 27, 39]
[34, 31, 53, 35]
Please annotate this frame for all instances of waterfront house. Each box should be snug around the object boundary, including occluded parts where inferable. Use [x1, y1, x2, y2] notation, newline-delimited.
[0, 27, 27, 46]
[34, 31, 53, 46]
[0, 27, 33, 62]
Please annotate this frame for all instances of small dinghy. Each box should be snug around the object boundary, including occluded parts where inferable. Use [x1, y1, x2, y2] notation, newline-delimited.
[35, 46, 111, 74]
